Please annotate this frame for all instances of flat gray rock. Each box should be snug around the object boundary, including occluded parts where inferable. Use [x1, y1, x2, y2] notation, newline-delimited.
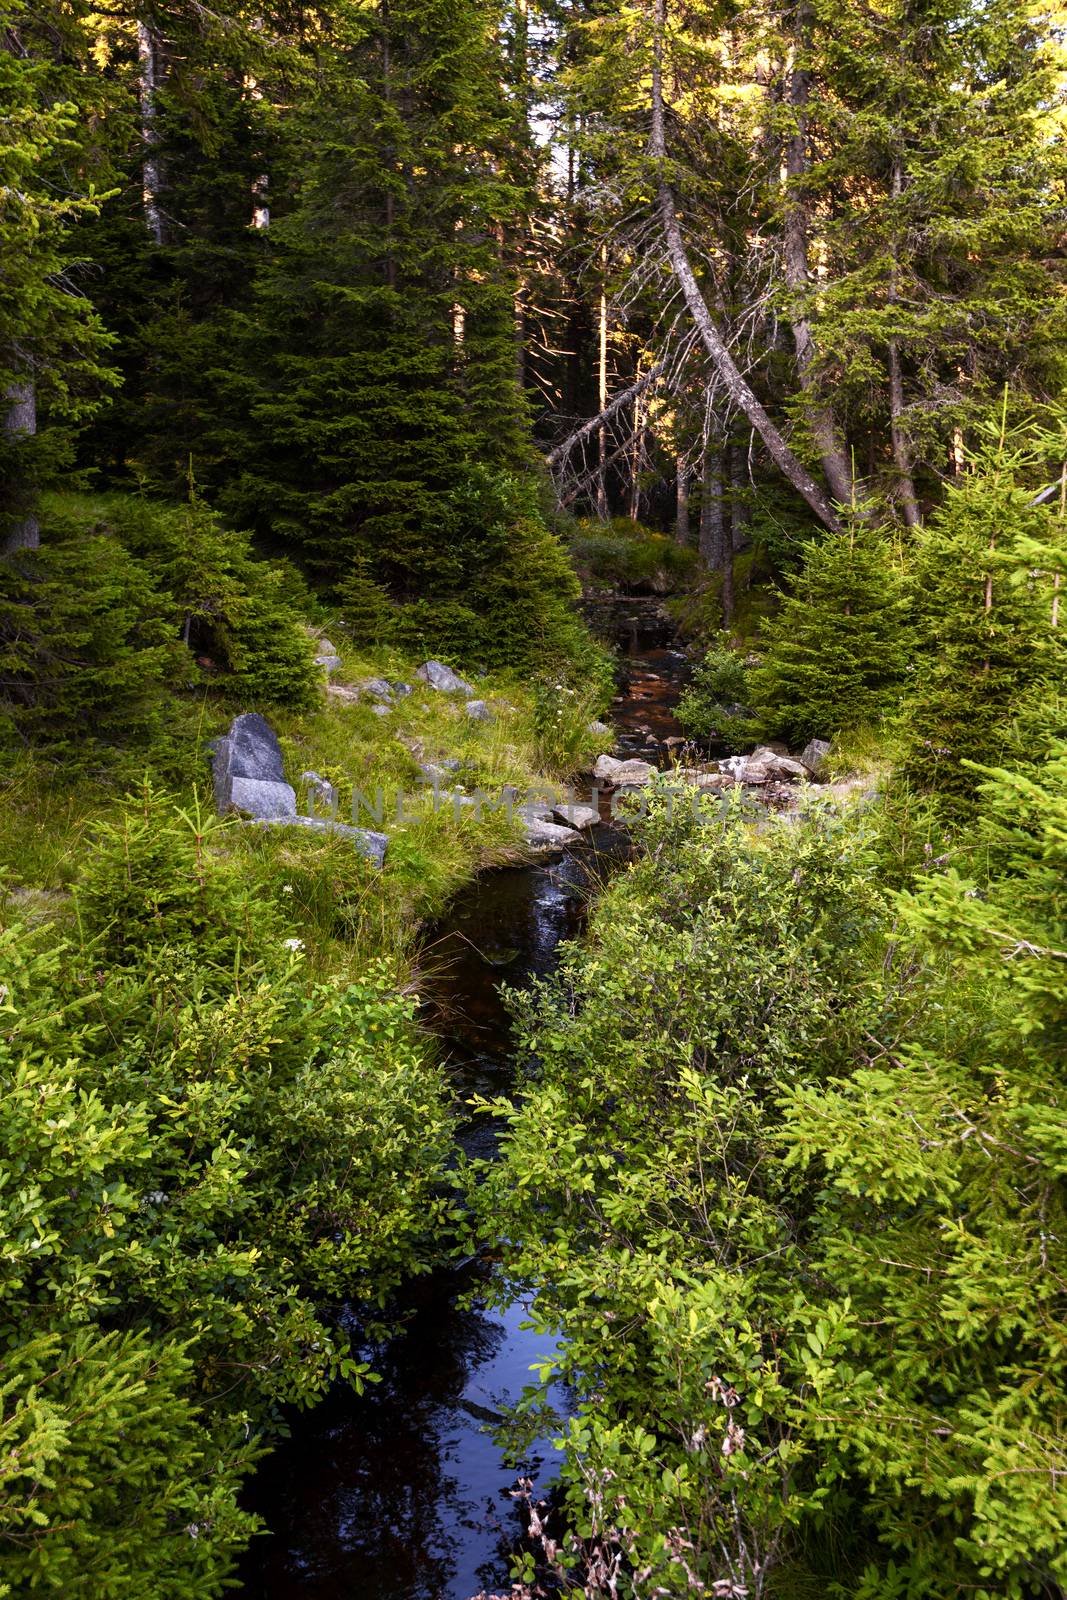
[260, 815, 388, 867]
[230, 776, 298, 819]
[524, 816, 580, 850]
[415, 659, 474, 696]
[465, 699, 492, 722]
[371, 703, 391, 717]
[552, 802, 600, 830]
[593, 753, 655, 787]
[360, 677, 394, 701]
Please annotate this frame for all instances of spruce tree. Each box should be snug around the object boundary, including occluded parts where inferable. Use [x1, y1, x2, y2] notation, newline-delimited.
[898, 430, 1064, 810]
[0, 1, 115, 551]
[748, 524, 911, 746]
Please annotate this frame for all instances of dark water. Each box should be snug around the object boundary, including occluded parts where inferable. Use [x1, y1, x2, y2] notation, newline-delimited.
[239, 605, 687, 1600]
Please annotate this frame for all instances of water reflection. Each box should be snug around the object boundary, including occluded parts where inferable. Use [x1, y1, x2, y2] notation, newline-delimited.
[242, 1267, 563, 1600]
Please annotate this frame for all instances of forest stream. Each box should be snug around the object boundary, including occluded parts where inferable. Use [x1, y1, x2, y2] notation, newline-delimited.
[239, 602, 690, 1600]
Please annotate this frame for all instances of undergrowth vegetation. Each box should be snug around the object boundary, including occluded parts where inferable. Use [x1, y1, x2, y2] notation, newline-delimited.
[470, 772, 1067, 1599]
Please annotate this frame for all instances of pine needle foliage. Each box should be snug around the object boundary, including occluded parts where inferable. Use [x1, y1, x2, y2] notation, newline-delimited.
[749, 524, 911, 746]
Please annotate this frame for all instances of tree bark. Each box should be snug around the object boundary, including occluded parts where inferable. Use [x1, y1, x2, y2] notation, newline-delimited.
[137, 19, 164, 245]
[730, 440, 750, 551]
[596, 248, 609, 520]
[2, 382, 40, 554]
[649, 0, 841, 534]
[699, 445, 734, 625]
[630, 396, 643, 521]
[675, 456, 690, 542]
[888, 339, 920, 527]
[546, 360, 668, 467]
[781, 0, 854, 507]
[887, 158, 920, 526]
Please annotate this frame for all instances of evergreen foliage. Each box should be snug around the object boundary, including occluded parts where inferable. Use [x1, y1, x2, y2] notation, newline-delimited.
[747, 525, 911, 745]
[897, 438, 1064, 810]
[0, 494, 319, 765]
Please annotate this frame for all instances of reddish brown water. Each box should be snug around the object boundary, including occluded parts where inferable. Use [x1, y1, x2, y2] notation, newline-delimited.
[239, 610, 687, 1600]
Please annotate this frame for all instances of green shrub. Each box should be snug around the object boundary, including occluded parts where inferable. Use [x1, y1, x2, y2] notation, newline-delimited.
[469, 779, 1067, 1598]
[896, 449, 1063, 813]
[0, 524, 180, 760]
[675, 634, 755, 741]
[96, 494, 320, 710]
[0, 784, 453, 1592]
[568, 516, 699, 593]
[0, 494, 320, 767]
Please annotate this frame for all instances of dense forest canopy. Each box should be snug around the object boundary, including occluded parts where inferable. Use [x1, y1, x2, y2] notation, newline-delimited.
[1, 0, 1067, 1595]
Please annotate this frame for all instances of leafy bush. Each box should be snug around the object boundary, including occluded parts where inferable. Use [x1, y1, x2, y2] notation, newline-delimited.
[675, 634, 755, 741]
[469, 779, 1067, 1598]
[568, 516, 699, 593]
[0, 784, 453, 1592]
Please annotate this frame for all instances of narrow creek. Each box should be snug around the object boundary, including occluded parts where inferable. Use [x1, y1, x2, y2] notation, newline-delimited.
[240, 601, 690, 1600]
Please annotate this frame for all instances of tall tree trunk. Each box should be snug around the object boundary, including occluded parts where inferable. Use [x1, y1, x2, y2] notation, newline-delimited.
[137, 19, 164, 244]
[675, 456, 690, 542]
[887, 158, 920, 526]
[630, 395, 643, 520]
[596, 246, 609, 520]
[699, 444, 734, 625]
[648, 0, 841, 534]
[2, 382, 40, 554]
[730, 440, 750, 551]
[247, 70, 269, 229]
[888, 340, 920, 527]
[781, 0, 853, 507]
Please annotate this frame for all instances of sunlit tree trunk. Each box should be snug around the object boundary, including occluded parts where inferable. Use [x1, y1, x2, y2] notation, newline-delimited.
[781, 0, 853, 507]
[649, 0, 841, 533]
[2, 382, 40, 554]
[137, 19, 164, 244]
[597, 246, 609, 520]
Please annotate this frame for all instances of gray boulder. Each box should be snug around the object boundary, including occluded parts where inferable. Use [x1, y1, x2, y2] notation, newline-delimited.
[314, 638, 343, 674]
[360, 676, 394, 702]
[371, 703, 391, 718]
[588, 719, 611, 736]
[300, 770, 338, 812]
[552, 801, 600, 830]
[525, 816, 580, 851]
[465, 699, 492, 722]
[718, 755, 771, 785]
[212, 715, 387, 866]
[415, 659, 474, 696]
[212, 713, 297, 821]
[592, 753, 655, 787]
[260, 816, 388, 867]
[750, 747, 811, 781]
[800, 738, 832, 778]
